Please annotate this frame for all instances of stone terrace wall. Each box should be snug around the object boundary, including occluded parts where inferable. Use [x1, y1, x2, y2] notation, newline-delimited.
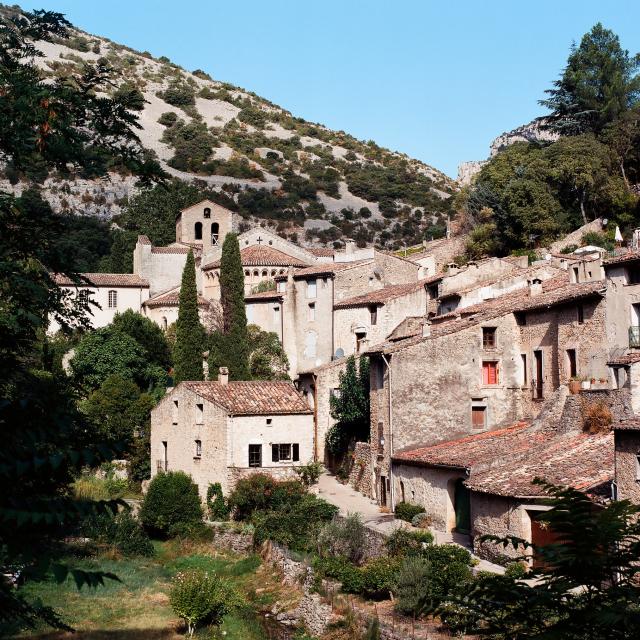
[560, 388, 632, 432]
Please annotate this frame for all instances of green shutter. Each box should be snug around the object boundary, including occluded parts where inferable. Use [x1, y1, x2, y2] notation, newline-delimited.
[272, 444, 279, 462]
[292, 443, 300, 462]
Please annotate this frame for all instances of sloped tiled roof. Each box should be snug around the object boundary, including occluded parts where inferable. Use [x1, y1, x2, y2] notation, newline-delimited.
[202, 245, 309, 270]
[53, 273, 149, 288]
[151, 243, 199, 255]
[334, 279, 428, 309]
[607, 353, 640, 366]
[308, 247, 336, 257]
[183, 381, 312, 415]
[393, 422, 613, 499]
[245, 290, 283, 302]
[612, 417, 640, 431]
[275, 260, 372, 281]
[603, 249, 640, 266]
[143, 288, 209, 308]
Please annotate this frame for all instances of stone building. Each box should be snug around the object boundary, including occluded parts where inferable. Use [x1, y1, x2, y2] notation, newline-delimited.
[49, 273, 150, 333]
[613, 416, 640, 506]
[150, 370, 313, 498]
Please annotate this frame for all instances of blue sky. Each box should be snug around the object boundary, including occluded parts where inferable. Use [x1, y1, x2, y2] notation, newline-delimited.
[19, 0, 640, 178]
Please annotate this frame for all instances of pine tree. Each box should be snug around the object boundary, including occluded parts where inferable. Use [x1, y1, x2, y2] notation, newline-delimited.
[173, 250, 204, 383]
[218, 233, 250, 380]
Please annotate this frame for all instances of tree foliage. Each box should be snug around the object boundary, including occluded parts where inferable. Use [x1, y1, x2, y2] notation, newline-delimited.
[218, 233, 250, 380]
[541, 23, 640, 135]
[449, 481, 640, 638]
[173, 250, 205, 383]
[326, 356, 370, 456]
[111, 309, 172, 370]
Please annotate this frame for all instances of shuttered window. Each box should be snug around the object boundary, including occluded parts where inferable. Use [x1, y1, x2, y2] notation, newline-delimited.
[472, 407, 486, 429]
[482, 361, 498, 385]
[271, 443, 299, 462]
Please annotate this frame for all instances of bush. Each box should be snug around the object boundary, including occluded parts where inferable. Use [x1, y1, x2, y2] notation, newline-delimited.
[420, 544, 473, 611]
[394, 557, 431, 616]
[410, 512, 433, 528]
[504, 561, 529, 579]
[140, 471, 203, 537]
[293, 460, 323, 487]
[73, 469, 128, 500]
[158, 111, 178, 127]
[206, 482, 230, 521]
[228, 474, 305, 521]
[159, 79, 196, 107]
[84, 510, 154, 557]
[359, 556, 402, 600]
[317, 513, 366, 564]
[313, 555, 363, 589]
[386, 528, 434, 558]
[395, 502, 425, 522]
[170, 569, 239, 634]
[168, 521, 215, 542]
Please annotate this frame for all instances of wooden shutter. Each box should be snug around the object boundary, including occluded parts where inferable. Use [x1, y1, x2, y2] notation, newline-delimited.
[292, 443, 300, 462]
[483, 361, 498, 385]
[271, 444, 279, 462]
[472, 407, 486, 428]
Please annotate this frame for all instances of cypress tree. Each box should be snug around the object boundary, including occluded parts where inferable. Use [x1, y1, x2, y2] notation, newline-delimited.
[173, 250, 204, 383]
[219, 232, 250, 380]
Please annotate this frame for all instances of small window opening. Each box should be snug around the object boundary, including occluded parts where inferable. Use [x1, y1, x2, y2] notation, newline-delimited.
[194, 439, 202, 458]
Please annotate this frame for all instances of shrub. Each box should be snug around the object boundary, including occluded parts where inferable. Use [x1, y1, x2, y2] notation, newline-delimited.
[504, 561, 529, 579]
[394, 557, 431, 616]
[411, 512, 433, 528]
[420, 544, 473, 612]
[359, 556, 402, 600]
[158, 111, 178, 127]
[170, 569, 239, 634]
[317, 513, 366, 564]
[84, 510, 154, 557]
[313, 555, 363, 589]
[73, 469, 128, 500]
[293, 460, 323, 487]
[227, 474, 305, 521]
[139, 471, 203, 537]
[395, 501, 425, 522]
[168, 521, 215, 542]
[159, 79, 196, 107]
[238, 106, 267, 128]
[386, 528, 433, 558]
[582, 400, 613, 433]
[206, 482, 230, 521]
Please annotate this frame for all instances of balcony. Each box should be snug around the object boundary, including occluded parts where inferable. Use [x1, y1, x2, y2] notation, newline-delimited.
[629, 326, 640, 348]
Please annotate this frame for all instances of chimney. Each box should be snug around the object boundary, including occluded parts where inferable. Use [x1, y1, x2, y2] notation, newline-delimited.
[422, 321, 431, 338]
[218, 367, 229, 385]
[446, 262, 459, 275]
[529, 278, 543, 297]
[345, 239, 355, 255]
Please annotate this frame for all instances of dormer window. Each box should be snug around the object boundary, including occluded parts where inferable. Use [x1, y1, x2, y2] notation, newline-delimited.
[203, 207, 211, 219]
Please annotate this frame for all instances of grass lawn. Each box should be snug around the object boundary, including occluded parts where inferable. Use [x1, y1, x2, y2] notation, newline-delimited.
[11, 539, 297, 640]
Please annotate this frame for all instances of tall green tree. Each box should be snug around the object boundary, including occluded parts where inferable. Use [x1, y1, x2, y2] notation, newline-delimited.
[541, 23, 640, 135]
[218, 233, 250, 380]
[173, 250, 205, 383]
[326, 356, 370, 456]
[0, 8, 161, 629]
[111, 310, 172, 370]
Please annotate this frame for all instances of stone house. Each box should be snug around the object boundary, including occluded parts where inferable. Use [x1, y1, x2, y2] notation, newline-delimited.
[49, 273, 150, 333]
[142, 287, 212, 330]
[150, 370, 313, 498]
[365, 276, 612, 508]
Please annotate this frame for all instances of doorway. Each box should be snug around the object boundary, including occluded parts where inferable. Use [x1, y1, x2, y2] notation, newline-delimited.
[567, 348, 577, 379]
[380, 476, 387, 507]
[454, 479, 471, 534]
[530, 511, 561, 568]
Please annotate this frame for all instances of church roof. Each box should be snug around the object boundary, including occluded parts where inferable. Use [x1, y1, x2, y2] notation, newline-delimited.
[143, 288, 209, 308]
[202, 245, 309, 271]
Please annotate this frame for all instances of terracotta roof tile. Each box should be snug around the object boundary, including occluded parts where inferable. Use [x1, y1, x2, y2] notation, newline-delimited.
[334, 279, 427, 309]
[52, 273, 149, 288]
[245, 290, 283, 301]
[612, 417, 640, 431]
[603, 249, 640, 266]
[202, 245, 309, 270]
[275, 260, 372, 281]
[607, 353, 640, 366]
[151, 244, 195, 255]
[183, 381, 312, 415]
[308, 247, 336, 257]
[144, 288, 209, 308]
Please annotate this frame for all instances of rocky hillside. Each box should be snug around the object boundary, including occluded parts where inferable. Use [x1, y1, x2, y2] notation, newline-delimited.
[2, 7, 457, 249]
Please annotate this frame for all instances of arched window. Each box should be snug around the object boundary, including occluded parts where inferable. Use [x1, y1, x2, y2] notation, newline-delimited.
[253, 270, 259, 277]
[271, 270, 276, 276]
[261, 270, 268, 277]
[211, 222, 219, 245]
[194, 222, 203, 240]
[108, 290, 118, 309]
[203, 207, 211, 219]
[244, 270, 250, 276]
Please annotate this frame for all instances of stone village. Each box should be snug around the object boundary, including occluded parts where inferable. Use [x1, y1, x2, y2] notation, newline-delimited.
[52, 199, 640, 565]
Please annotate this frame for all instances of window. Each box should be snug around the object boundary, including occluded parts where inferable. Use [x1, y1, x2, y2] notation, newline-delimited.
[211, 222, 219, 245]
[521, 353, 528, 385]
[572, 266, 579, 283]
[370, 305, 378, 326]
[307, 279, 317, 298]
[196, 403, 203, 424]
[472, 406, 486, 429]
[271, 443, 299, 462]
[567, 349, 577, 378]
[628, 266, 640, 284]
[172, 400, 178, 424]
[308, 303, 316, 321]
[194, 440, 202, 458]
[266, 418, 272, 427]
[194, 221, 203, 240]
[356, 331, 366, 354]
[577, 304, 584, 324]
[482, 361, 499, 385]
[203, 207, 211, 218]
[108, 290, 118, 309]
[78, 289, 90, 304]
[378, 422, 384, 454]
[249, 444, 262, 467]
[482, 327, 497, 349]
[277, 280, 286, 292]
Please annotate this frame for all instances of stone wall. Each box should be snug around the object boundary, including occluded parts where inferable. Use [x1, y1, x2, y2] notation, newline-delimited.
[615, 431, 640, 504]
[559, 388, 632, 432]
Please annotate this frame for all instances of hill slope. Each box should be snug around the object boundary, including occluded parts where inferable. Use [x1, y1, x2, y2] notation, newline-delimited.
[1, 7, 456, 249]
